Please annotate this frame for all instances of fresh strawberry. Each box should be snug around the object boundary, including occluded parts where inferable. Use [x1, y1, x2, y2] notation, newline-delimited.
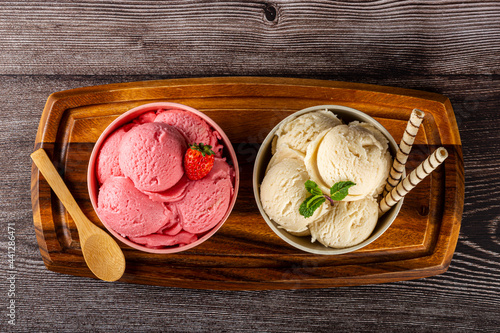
[184, 143, 215, 180]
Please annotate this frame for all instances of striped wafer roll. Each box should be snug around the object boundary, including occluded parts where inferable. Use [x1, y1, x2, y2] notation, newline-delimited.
[379, 147, 448, 215]
[383, 109, 425, 196]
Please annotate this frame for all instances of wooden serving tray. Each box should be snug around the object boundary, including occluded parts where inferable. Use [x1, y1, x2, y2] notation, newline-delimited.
[31, 77, 464, 289]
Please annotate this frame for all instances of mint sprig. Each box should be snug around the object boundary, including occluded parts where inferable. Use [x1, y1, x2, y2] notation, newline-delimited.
[299, 180, 356, 218]
[330, 181, 356, 201]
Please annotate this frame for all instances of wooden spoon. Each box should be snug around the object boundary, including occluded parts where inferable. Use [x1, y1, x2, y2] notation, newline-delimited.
[31, 148, 126, 282]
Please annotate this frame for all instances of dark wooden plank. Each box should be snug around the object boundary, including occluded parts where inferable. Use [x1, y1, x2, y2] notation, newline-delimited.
[0, 0, 499, 328]
[0, 1, 499, 75]
[1, 73, 498, 330]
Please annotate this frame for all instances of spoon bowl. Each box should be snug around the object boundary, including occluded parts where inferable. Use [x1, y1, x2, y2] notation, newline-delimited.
[82, 233, 125, 282]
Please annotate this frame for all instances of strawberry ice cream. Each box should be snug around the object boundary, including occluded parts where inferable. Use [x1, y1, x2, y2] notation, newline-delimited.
[119, 122, 186, 192]
[93, 104, 236, 250]
[155, 109, 223, 156]
[129, 231, 197, 248]
[175, 158, 234, 234]
[97, 177, 170, 237]
[96, 123, 135, 185]
[144, 175, 190, 203]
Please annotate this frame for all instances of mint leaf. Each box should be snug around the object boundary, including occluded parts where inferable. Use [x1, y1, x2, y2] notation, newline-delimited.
[307, 195, 324, 208]
[299, 195, 325, 218]
[330, 181, 356, 201]
[304, 180, 322, 196]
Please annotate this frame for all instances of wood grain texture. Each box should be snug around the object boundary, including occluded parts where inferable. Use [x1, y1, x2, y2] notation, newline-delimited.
[0, 0, 499, 331]
[0, 1, 499, 76]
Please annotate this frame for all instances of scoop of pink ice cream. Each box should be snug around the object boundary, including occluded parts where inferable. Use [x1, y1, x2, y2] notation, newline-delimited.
[175, 158, 234, 234]
[144, 175, 189, 203]
[133, 111, 156, 124]
[159, 222, 183, 236]
[96, 123, 136, 185]
[155, 109, 223, 156]
[119, 122, 187, 192]
[97, 177, 170, 237]
[129, 231, 197, 248]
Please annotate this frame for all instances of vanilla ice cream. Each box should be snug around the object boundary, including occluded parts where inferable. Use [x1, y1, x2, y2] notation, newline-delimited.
[272, 110, 341, 155]
[309, 196, 378, 248]
[259, 109, 393, 250]
[266, 144, 304, 173]
[304, 122, 391, 200]
[260, 158, 328, 236]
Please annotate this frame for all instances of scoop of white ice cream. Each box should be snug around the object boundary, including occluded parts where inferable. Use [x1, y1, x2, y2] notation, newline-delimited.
[272, 110, 341, 155]
[260, 158, 328, 236]
[304, 123, 392, 200]
[266, 144, 304, 174]
[310, 197, 378, 248]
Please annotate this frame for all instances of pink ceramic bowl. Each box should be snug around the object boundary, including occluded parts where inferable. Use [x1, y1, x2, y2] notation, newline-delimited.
[88, 102, 239, 254]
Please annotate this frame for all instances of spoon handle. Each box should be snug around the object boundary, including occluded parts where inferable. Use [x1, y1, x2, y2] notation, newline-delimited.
[31, 148, 91, 238]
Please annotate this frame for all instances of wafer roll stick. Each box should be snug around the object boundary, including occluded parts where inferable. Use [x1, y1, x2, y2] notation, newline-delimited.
[383, 109, 425, 196]
[379, 147, 448, 215]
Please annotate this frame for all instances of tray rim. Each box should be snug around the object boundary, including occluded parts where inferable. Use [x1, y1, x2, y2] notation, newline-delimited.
[31, 76, 464, 289]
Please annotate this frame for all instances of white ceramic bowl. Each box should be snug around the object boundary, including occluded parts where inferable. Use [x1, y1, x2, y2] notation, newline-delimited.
[253, 105, 404, 255]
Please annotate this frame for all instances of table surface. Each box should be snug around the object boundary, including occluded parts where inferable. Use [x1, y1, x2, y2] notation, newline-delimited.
[1, 1, 499, 332]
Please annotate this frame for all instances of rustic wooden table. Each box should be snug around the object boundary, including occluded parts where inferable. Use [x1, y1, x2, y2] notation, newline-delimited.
[1, 1, 499, 332]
